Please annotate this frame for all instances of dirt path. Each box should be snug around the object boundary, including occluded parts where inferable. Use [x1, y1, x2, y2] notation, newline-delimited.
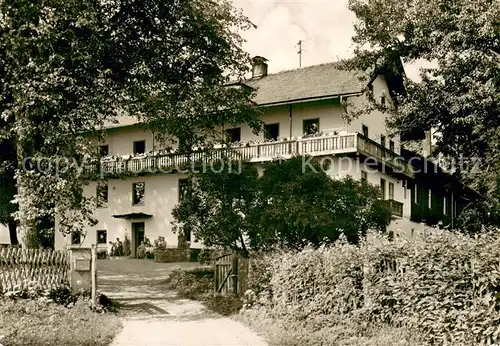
[98, 259, 267, 346]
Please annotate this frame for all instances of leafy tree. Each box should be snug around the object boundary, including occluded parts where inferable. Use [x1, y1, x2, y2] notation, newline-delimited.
[0, 0, 259, 246]
[0, 135, 18, 245]
[348, 0, 499, 230]
[254, 157, 391, 249]
[172, 157, 391, 256]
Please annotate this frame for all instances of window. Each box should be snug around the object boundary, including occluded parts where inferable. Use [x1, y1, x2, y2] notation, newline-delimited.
[303, 118, 320, 135]
[225, 128, 241, 143]
[97, 230, 107, 244]
[380, 178, 386, 200]
[71, 231, 81, 245]
[96, 183, 108, 208]
[133, 140, 146, 155]
[361, 171, 367, 183]
[132, 182, 145, 205]
[99, 145, 109, 157]
[428, 189, 432, 209]
[381, 135, 386, 147]
[389, 140, 395, 152]
[362, 125, 369, 137]
[381, 94, 386, 105]
[389, 182, 394, 200]
[178, 178, 192, 202]
[443, 196, 447, 215]
[264, 123, 280, 141]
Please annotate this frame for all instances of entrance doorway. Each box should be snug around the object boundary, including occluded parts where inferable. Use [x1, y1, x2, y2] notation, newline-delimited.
[131, 222, 145, 258]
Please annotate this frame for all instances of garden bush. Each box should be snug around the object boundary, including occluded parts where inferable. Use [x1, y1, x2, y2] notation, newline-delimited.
[163, 268, 214, 300]
[0, 297, 121, 346]
[197, 248, 216, 265]
[243, 231, 500, 345]
[163, 267, 244, 316]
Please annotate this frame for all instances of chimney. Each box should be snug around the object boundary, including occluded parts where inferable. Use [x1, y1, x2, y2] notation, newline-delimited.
[422, 130, 432, 158]
[251, 56, 268, 79]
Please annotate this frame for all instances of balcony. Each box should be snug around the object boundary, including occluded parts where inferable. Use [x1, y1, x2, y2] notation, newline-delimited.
[85, 133, 414, 178]
[382, 199, 404, 217]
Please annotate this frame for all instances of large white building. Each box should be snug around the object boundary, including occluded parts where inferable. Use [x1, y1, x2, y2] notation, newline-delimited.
[53, 57, 477, 255]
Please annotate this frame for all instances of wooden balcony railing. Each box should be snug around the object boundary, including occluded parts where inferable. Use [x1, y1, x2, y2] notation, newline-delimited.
[84, 133, 414, 178]
[382, 199, 404, 217]
[357, 134, 414, 178]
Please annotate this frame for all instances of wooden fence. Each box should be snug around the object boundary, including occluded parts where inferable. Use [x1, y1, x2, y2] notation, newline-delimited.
[0, 248, 70, 293]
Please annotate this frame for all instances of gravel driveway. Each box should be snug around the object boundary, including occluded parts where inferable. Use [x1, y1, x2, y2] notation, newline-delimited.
[98, 259, 267, 346]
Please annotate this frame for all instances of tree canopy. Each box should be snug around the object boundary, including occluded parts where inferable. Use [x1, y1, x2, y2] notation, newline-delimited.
[172, 156, 392, 256]
[0, 0, 259, 245]
[348, 0, 500, 230]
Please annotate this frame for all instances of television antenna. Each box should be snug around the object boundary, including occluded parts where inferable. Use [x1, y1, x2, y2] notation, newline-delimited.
[296, 40, 302, 68]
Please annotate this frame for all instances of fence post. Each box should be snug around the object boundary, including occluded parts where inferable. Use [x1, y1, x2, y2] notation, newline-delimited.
[91, 244, 97, 306]
[68, 246, 92, 294]
[238, 256, 249, 297]
[232, 253, 238, 296]
[213, 257, 218, 295]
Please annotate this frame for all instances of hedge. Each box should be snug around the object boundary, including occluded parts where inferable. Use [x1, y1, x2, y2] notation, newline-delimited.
[245, 231, 500, 345]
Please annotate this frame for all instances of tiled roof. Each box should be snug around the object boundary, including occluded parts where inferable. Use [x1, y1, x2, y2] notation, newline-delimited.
[103, 114, 140, 129]
[245, 62, 368, 105]
[103, 62, 368, 129]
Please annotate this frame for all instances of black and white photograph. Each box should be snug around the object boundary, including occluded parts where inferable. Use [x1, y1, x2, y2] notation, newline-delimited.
[0, 0, 498, 345]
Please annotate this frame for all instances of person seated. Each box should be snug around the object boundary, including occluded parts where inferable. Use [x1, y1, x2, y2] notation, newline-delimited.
[108, 241, 115, 258]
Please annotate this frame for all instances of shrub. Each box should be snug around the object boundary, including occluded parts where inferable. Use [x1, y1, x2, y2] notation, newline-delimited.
[205, 295, 243, 316]
[197, 248, 215, 265]
[154, 248, 188, 262]
[243, 231, 500, 345]
[164, 268, 214, 300]
[189, 248, 201, 262]
[163, 268, 245, 316]
[0, 298, 121, 346]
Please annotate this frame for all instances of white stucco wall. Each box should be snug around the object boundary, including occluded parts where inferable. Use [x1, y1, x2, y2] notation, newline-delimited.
[0, 224, 10, 244]
[55, 173, 201, 251]
[224, 100, 348, 141]
[347, 75, 401, 154]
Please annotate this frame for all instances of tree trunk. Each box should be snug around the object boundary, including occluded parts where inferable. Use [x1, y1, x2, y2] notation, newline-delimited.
[8, 218, 18, 245]
[16, 130, 36, 248]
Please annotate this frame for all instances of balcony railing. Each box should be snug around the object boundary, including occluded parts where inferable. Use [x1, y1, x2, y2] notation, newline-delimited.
[357, 135, 414, 178]
[382, 199, 404, 217]
[85, 133, 413, 178]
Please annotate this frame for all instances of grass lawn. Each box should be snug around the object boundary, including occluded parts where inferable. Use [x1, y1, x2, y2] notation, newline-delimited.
[0, 298, 122, 346]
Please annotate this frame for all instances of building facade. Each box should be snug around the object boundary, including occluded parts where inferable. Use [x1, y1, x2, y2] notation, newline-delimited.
[53, 57, 474, 253]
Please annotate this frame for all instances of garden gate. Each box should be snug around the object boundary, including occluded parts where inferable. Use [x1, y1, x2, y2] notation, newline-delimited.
[214, 253, 248, 296]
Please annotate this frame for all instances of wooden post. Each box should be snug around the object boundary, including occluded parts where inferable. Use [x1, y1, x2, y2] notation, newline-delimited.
[232, 254, 238, 296]
[91, 244, 97, 307]
[238, 256, 249, 297]
[213, 257, 218, 295]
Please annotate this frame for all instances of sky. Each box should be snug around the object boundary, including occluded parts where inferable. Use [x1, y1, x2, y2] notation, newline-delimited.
[234, 0, 423, 81]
